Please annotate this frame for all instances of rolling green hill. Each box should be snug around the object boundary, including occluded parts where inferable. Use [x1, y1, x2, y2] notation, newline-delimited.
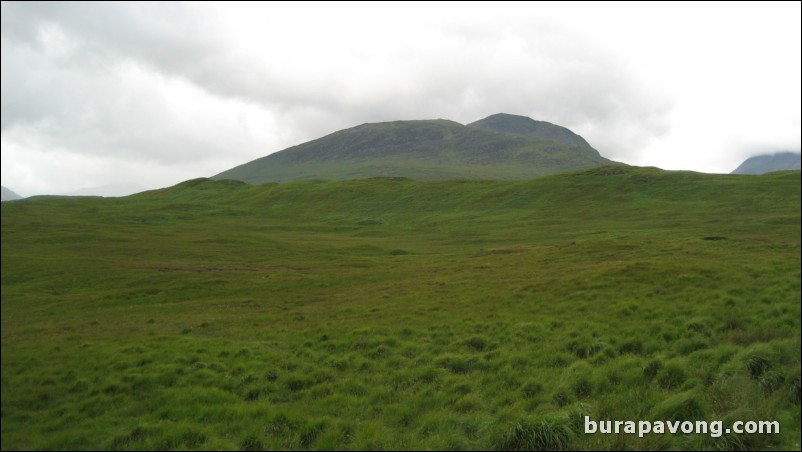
[731, 151, 801, 175]
[2, 167, 800, 450]
[212, 114, 617, 183]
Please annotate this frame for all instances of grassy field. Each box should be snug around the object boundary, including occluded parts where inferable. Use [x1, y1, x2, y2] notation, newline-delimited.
[1, 166, 800, 450]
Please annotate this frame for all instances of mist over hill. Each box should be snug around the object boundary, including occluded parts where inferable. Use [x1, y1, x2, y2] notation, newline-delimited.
[61, 183, 149, 198]
[731, 151, 801, 174]
[1, 186, 23, 201]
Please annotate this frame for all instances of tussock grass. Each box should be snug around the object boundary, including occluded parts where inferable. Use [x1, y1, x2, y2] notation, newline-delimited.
[2, 168, 800, 449]
[496, 417, 575, 451]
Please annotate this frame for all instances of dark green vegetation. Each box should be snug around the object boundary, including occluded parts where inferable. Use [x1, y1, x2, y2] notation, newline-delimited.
[731, 152, 801, 175]
[2, 167, 800, 450]
[213, 113, 616, 183]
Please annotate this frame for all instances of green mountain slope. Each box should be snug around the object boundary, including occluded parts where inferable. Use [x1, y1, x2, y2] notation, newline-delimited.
[213, 114, 617, 183]
[731, 151, 801, 174]
[468, 113, 596, 151]
[2, 167, 800, 450]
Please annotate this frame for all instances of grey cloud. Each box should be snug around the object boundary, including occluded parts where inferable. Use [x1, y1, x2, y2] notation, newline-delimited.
[5, 2, 673, 143]
[1, 2, 322, 111]
[1, 2, 215, 71]
[2, 2, 677, 195]
[2, 2, 267, 176]
[264, 23, 673, 160]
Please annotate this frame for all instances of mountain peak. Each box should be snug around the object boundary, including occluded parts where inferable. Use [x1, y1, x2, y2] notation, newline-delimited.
[470, 112, 539, 129]
[213, 114, 616, 183]
[468, 113, 596, 155]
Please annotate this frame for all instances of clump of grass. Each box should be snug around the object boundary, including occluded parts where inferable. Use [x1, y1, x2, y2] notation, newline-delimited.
[496, 418, 575, 451]
[566, 402, 592, 433]
[239, 434, 263, 451]
[651, 390, 706, 421]
[567, 339, 606, 359]
[700, 409, 781, 451]
[68, 379, 90, 394]
[789, 372, 801, 404]
[102, 383, 128, 395]
[520, 381, 544, 399]
[552, 389, 573, 408]
[686, 318, 711, 336]
[546, 353, 572, 368]
[299, 419, 327, 448]
[675, 338, 708, 355]
[617, 340, 643, 355]
[710, 433, 751, 451]
[656, 363, 686, 390]
[108, 426, 151, 450]
[243, 388, 261, 401]
[454, 394, 483, 413]
[264, 412, 299, 438]
[746, 355, 770, 379]
[643, 359, 662, 380]
[464, 336, 489, 352]
[179, 429, 206, 448]
[570, 377, 593, 399]
[436, 354, 477, 374]
[416, 366, 439, 384]
[286, 375, 314, 392]
[758, 371, 785, 395]
[722, 315, 744, 331]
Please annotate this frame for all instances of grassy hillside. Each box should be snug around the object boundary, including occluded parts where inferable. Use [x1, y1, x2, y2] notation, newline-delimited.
[213, 115, 616, 183]
[468, 113, 595, 152]
[2, 167, 800, 450]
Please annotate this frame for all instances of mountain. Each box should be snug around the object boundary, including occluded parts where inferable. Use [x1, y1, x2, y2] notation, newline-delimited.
[468, 113, 594, 150]
[731, 151, 801, 174]
[1, 186, 23, 201]
[213, 113, 618, 183]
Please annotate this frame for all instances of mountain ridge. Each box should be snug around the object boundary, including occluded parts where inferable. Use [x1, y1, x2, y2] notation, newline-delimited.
[468, 113, 596, 153]
[213, 113, 619, 183]
[731, 151, 801, 175]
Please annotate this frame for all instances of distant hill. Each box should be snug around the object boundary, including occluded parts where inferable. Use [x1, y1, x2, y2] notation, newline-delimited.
[1, 186, 22, 201]
[213, 113, 618, 183]
[731, 151, 801, 174]
[62, 183, 149, 197]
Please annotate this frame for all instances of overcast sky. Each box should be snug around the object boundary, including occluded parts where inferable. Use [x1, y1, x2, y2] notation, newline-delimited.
[2, 2, 800, 196]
